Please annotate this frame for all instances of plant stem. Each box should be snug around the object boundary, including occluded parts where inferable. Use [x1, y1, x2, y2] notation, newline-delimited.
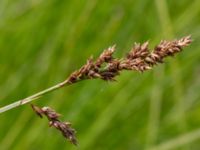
[0, 36, 192, 114]
[0, 80, 70, 114]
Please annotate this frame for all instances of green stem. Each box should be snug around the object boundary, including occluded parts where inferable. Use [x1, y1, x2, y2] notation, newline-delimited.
[0, 80, 70, 114]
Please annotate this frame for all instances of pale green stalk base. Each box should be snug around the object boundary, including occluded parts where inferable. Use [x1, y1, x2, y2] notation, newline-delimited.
[0, 80, 70, 114]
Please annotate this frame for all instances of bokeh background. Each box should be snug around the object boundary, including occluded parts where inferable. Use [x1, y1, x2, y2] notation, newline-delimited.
[0, 0, 200, 150]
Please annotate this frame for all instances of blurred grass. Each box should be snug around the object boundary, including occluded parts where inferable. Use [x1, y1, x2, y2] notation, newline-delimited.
[0, 0, 200, 150]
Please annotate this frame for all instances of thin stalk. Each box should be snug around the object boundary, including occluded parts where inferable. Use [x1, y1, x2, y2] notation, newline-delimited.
[0, 80, 70, 114]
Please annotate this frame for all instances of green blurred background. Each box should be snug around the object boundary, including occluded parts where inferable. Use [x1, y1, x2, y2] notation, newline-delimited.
[0, 0, 199, 150]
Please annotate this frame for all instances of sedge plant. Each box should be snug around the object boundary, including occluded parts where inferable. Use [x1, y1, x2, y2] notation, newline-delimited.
[0, 36, 192, 145]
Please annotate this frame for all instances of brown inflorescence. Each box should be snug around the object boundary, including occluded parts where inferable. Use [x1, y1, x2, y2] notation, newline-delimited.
[67, 36, 192, 83]
[31, 36, 192, 145]
[31, 104, 77, 145]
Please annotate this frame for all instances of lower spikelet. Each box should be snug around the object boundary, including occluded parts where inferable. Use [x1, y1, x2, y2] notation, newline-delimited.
[31, 105, 77, 145]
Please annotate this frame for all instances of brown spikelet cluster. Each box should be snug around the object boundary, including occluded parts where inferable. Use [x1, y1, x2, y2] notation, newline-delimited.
[67, 36, 192, 83]
[31, 104, 77, 145]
